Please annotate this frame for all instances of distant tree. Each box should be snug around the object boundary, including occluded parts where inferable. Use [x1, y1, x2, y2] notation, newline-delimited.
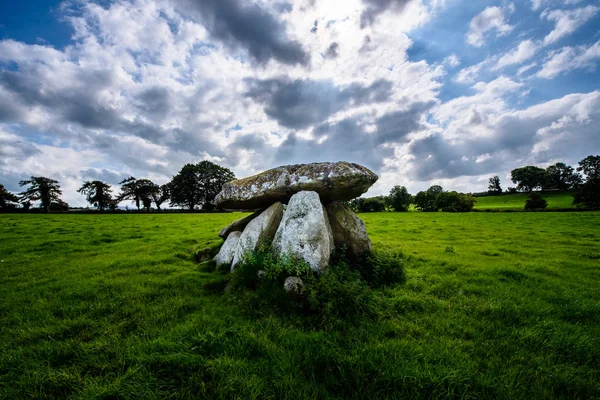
[350, 197, 386, 212]
[414, 186, 442, 212]
[544, 163, 582, 191]
[49, 200, 69, 212]
[21, 201, 31, 211]
[170, 161, 235, 210]
[524, 193, 547, 211]
[577, 155, 600, 181]
[78, 181, 113, 211]
[118, 177, 143, 210]
[573, 155, 600, 209]
[0, 183, 19, 209]
[387, 185, 412, 212]
[19, 176, 62, 212]
[437, 191, 476, 212]
[151, 183, 170, 210]
[507, 187, 518, 194]
[488, 176, 502, 195]
[510, 166, 546, 192]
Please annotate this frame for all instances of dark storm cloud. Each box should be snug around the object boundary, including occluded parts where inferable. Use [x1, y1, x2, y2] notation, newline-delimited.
[175, 0, 309, 66]
[360, 0, 414, 28]
[273, 2, 293, 13]
[325, 42, 339, 58]
[244, 77, 393, 129]
[0, 136, 40, 164]
[374, 101, 433, 144]
[134, 86, 172, 120]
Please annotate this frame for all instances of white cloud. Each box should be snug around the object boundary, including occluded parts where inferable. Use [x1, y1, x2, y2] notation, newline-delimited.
[494, 39, 540, 70]
[444, 54, 461, 67]
[466, 6, 513, 47]
[542, 5, 599, 45]
[537, 39, 600, 79]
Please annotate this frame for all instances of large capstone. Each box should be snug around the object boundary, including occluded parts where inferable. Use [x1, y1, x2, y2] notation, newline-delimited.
[231, 202, 284, 270]
[326, 201, 372, 258]
[218, 211, 261, 239]
[214, 231, 241, 267]
[215, 161, 378, 210]
[273, 191, 334, 272]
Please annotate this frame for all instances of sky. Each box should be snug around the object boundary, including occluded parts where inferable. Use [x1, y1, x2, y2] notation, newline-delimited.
[1, 0, 599, 207]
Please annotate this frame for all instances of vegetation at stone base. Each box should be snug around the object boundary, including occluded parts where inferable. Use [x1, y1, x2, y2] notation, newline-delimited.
[1, 212, 599, 399]
[473, 191, 576, 210]
[524, 192, 548, 211]
[224, 248, 407, 328]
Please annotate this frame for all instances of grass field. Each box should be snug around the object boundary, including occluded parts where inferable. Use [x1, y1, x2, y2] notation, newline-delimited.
[1, 212, 599, 399]
[473, 191, 576, 210]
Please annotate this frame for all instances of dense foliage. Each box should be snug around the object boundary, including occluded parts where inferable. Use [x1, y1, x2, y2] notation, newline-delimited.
[387, 185, 412, 211]
[78, 181, 114, 211]
[0, 183, 19, 209]
[524, 192, 548, 210]
[169, 161, 235, 210]
[18, 176, 62, 213]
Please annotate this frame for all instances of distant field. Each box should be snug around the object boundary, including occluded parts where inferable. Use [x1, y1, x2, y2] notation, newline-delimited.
[474, 191, 575, 210]
[1, 212, 599, 399]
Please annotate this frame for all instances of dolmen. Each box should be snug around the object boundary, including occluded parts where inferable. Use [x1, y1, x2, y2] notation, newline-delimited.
[213, 161, 378, 274]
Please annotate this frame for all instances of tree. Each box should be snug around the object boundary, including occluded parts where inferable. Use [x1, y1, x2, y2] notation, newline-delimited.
[573, 155, 600, 209]
[436, 191, 476, 212]
[0, 183, 19, 209]
[350, 197, 386, 212]
[510, 166, 546, 192]
[387, 185, 412, 212]
[524, 193, 547, 210]
[19, 177, 62, 212]
[544, 163, 581, 191]
[488, 176, 502, 195]
[577, 155, 600, 181]
[78, 181, 113, 211]
[170, 161, 235, 210]
[151, 184, 170, 210]
[118, 177, 143, 210]
[414, 186, 442, 212]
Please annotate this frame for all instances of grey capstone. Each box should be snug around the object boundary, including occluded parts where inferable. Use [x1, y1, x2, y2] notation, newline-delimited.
[218, 211, 261, 239]
[215, 161, 378, 210]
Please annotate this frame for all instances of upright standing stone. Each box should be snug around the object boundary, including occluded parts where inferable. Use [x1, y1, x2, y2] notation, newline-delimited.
[273, 191, 334, 272]
[326, 202, 372, 258]
[218, 211, 261, 239]
[214, 231, 241, 268]
[231, 202, 284, 270]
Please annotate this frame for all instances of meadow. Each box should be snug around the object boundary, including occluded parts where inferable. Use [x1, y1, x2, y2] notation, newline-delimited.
[1, 212, 599, 399]
[473, 191, 576, 210]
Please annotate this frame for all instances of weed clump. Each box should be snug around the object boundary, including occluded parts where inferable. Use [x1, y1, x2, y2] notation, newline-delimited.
[225, 247, 407, 327]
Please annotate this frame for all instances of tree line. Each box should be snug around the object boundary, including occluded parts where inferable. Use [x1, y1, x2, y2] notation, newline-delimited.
[350, 155, 600, 212]
[1, 155, 598, 213]
[0, 161, 235, 212]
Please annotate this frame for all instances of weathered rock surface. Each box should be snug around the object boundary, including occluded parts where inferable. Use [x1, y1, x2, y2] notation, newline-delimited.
[218, 211, 261, 239]
[231, 202, 284, 270]
[214, 231, 241, 267]
[326, 202, 372, 258]
[215, 161, 378, 209]
[273, 191, 334, 272]
[284, 276, 305, 302]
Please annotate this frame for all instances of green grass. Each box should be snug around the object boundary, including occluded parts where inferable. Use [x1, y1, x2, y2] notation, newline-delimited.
[1, 212, 599, 399]
[474, 191, 576, 210]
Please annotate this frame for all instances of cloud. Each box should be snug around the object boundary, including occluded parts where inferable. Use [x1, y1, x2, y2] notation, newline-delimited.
[537, 39, 600, 79]
[494, 39, 540, 70]
[243, 77, 393, 129]
[173, 0, 309, 65]
[360, 0, 413, 28]
[466, 6, 513, 47]
[542, 5, 599, 46]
